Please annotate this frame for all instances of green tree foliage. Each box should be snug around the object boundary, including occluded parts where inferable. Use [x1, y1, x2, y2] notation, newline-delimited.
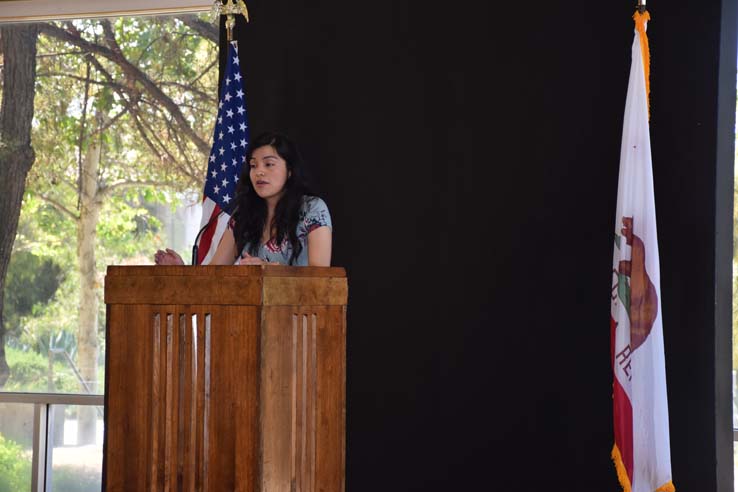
[3, 347, 78, 393]
[0, 433, 31, 492]
[1, 14, 218, 398]
[3, 251, 63, 337]
[33, 16, 218, 188]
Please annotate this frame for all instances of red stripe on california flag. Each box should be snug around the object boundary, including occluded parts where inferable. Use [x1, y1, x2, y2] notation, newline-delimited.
[611, 315, 633, 486]
[196, 203, 222, 264]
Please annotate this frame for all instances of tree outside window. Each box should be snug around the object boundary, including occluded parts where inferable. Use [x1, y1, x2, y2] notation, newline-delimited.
[0, 14, 219, 489]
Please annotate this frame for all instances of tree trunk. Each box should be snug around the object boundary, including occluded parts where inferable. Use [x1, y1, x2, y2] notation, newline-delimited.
[76, 142, 101, 444]
[0, 25, 38, 387]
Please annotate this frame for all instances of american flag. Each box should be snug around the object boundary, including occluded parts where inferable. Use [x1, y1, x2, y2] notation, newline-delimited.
[195, 41, 249, 264]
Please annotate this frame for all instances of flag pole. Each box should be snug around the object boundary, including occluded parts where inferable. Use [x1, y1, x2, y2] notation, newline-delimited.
[637, 0, 646, 14]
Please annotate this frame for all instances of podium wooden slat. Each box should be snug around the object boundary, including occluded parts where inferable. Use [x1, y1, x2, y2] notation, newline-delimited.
[103, 265, 347, 492]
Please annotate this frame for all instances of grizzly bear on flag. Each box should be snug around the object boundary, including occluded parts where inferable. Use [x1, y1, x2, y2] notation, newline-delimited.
[618, 216, 659, 351]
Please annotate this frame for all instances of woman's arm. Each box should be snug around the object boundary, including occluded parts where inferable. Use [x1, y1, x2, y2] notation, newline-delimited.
[154, 229, 238, 265]
[307, 226, 332, 266]
[207, 228, 239, 265]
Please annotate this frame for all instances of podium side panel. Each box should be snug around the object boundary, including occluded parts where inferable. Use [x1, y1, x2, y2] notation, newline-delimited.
[260, 306, 346, 492]
[315, 306, 347, 492]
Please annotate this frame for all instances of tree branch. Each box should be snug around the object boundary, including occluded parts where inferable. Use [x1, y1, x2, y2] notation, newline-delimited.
[158, 80, 215, 103]
[135, 106, 182, 166]
[165, 114, 198, 181]
[134, 34, 165, 66]
[97, 107, 131, 135]
[38, 22, 211, 156]
[83, 53, 158, 157]
[38, 194, 80, 221]
[36, 70, 126, 91]
[57, 177, 77, 193]
[100, 20, 122, 56]
[179, 16, 218, 44]
[98, 179, 178, 199]
[190, 59, 217, 88]
[132, 112, 165, 160]
[36, 50, 87, 59]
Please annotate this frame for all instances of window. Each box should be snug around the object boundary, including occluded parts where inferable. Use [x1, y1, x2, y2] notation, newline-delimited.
[0, 3, 217, 487]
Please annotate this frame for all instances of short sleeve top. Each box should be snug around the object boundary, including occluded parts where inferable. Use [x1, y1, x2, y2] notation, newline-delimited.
[238, 196, 331, 266]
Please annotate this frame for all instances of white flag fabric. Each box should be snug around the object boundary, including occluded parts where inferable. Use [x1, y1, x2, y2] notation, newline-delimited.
[610, 11, 675, 492]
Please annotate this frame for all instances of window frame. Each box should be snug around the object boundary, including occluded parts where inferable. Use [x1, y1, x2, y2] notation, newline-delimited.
[0, 392, 104, 490]
[0, 0, 210, 23]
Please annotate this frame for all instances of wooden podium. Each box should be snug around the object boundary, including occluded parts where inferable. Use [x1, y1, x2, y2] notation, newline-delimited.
[102, 265, 347, 491]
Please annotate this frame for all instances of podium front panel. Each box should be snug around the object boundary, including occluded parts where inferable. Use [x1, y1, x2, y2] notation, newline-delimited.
[105, 304, 259, 492]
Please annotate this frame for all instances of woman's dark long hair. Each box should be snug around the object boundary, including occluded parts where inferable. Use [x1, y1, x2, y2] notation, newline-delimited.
[231, 132, 312, 265]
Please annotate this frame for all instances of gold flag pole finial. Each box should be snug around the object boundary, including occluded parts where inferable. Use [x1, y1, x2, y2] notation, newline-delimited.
[211, 0, 250, 42]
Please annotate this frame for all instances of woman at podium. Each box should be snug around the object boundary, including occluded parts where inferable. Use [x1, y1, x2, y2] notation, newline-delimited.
[155, 132, 332, 267]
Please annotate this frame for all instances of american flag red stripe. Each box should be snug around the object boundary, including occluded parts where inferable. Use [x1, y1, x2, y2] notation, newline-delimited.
[196, 200, 221, 265]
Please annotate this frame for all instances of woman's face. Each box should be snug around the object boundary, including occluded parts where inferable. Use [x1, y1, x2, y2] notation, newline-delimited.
[249, 145, 290, 202]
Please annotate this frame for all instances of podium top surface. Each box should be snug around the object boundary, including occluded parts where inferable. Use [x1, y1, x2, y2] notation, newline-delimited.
[106, 265, 346, 278]
[105, 265, 348, 306]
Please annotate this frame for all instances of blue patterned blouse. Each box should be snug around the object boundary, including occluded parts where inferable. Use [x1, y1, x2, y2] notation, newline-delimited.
[238, 196, 332, 266]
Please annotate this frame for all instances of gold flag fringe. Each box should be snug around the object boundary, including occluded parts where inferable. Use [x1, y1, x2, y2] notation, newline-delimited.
[611, 444, 632, 492]
[656, 481, 676, 492]
[633, 10, 651, 119]
[611, 445, 675, 492]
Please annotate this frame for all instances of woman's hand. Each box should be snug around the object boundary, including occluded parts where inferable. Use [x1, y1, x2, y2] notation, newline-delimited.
[154, 248, 185, 265]
[238, 252, 280, 266]
[238, 251, 265, 265]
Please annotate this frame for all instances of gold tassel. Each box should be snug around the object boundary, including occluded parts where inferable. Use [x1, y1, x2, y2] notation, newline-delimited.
[656, 481, 676, 492]
[611, 444, 675, 492]
[611, 444, 632, 492]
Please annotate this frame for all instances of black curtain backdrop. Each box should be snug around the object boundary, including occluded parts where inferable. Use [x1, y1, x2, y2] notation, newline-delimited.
[220, 0, 736, 489]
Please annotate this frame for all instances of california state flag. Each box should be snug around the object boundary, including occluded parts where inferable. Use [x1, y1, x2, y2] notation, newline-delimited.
[610, 10, 675, 492]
